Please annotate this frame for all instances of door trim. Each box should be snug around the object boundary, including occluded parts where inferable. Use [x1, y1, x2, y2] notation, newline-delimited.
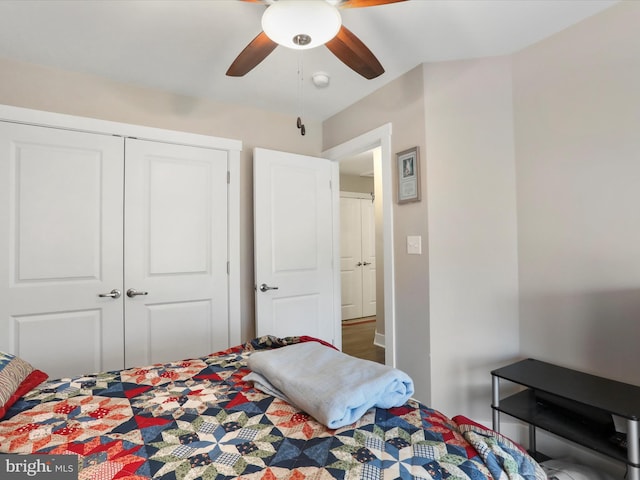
[0, 104, 241, 151]
[340, 192, 372, 199]
[323, 123, 396, 367]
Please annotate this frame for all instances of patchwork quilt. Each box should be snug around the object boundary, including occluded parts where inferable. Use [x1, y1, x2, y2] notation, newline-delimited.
[0, 336, 544, 480]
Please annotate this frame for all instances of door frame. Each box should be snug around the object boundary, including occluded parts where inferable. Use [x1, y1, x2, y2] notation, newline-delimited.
[0, 104, 243, 347]
[323, 123, 396, 367]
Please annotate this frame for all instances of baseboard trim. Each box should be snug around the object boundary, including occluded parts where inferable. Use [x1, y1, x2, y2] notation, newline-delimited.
[374, 331, 385, 348]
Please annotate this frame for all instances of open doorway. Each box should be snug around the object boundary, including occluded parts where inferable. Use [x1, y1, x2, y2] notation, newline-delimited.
[323, 124, 395, 367]
[339, 151, 384, 364]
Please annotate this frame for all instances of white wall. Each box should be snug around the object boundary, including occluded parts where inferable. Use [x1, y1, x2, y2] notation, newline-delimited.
[339, 173, 374, 194]
[512, 2, 640, 471]
[424, 56, 520, 420]
[514, 0, 640, 388]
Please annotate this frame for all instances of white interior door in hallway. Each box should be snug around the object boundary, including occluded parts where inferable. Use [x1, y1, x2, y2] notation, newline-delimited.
[0, 110, 240, 379]
[340, 193, 376, 320]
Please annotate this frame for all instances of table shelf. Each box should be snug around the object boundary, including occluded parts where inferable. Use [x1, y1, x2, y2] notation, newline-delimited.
[491, 359, 640, 480]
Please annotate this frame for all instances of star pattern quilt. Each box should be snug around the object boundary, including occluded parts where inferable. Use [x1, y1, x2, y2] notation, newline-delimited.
[0, 336, 544, 480]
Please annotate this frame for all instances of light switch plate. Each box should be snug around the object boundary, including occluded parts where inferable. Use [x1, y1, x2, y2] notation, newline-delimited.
[407, 235, 422, 255]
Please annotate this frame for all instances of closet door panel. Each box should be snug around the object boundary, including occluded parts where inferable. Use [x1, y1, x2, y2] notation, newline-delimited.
[144, 301, 211, 363]
[124, 139, 228, 367]
[0, 122, 125, 378]
[339, 195, 377, 320]
[15, 311, 103, 377]
[361, 198, 377, 317]
[18, 150, 100, 279]
[340, 197, 363, 320]
[148, 159, 211, 274]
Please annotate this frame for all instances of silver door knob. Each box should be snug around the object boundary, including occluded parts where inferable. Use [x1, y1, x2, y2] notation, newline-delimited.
[98, 289, 121, 299]
[259, 283, 279, 292]
[127, 288, 148, 298]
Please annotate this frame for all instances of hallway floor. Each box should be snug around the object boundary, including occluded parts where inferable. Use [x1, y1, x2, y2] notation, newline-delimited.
[341, 317, 385, 364]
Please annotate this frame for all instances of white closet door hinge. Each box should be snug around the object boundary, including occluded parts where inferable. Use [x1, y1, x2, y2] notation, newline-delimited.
[227, 171, 230, 184]
[227, 261, 230, 275]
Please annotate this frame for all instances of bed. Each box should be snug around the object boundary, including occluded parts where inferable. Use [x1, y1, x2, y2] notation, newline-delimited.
[0, 335, 545, 480]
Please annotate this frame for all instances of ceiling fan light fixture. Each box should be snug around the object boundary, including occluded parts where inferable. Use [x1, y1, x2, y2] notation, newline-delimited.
[262, 0, 342, 50]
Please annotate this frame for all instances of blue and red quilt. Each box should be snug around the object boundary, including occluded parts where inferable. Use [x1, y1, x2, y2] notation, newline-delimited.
[0, 336, 544, 480]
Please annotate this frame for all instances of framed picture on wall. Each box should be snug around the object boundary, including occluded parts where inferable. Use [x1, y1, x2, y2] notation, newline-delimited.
[396, 146, 420, 204]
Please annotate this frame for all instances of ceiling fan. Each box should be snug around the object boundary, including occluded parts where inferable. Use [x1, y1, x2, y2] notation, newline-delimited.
[226, 0, 407, 80]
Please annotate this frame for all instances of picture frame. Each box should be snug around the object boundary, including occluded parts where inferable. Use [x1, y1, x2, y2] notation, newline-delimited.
[396, 146, 420, 204]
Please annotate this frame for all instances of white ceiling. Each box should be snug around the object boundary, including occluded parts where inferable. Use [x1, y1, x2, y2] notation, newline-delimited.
[0, 0, 619, 122]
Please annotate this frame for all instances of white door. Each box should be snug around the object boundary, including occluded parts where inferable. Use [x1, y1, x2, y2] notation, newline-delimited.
[124, 139, 229, 367]
[340, 196, 363, 319]
[0, 122, 124, 378]
[253, 148, 337, 345]
[360, 198, 377, 317]
[340, 195, 376, 320]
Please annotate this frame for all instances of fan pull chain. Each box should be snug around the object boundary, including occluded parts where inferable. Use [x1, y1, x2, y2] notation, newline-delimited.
[297, 53, 306, 136]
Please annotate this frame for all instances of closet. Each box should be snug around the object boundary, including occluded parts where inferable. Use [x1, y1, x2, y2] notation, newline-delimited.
[340, 193, 376, 320]
[0, 106, 241, 379]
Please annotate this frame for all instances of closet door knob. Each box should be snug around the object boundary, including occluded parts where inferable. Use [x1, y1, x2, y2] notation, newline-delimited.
[127, 288, 148, 298]
[258, 283, 279, 292]
[356, 262, 363, 266]
[98, 289, 121, 299]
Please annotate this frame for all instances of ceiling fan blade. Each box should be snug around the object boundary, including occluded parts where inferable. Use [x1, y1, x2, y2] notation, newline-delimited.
[226, 31, 278, 77]
[325, 25, 384, 79]
[338, 0, 407, 8]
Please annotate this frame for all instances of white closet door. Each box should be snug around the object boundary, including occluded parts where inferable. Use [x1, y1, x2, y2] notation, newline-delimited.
[340, 195, 376, 320]
[124, 139, 228, 367]
[340, 197, 363, 320]
[360, 198, 376, 317]
[0, 122, 124, 378]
